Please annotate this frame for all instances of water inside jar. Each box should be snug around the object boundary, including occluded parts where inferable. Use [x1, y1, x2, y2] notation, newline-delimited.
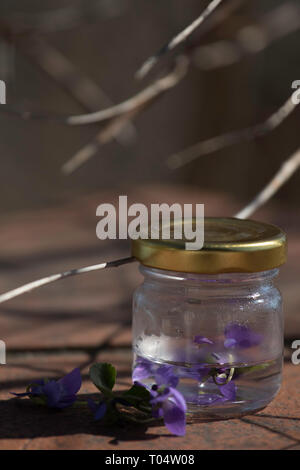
[133, 334, 282, 417]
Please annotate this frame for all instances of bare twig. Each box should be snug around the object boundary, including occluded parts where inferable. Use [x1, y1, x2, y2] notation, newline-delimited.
[61, 57, 188, 173]
[167, 90, 299, 169]
[0, 56, 189, 126]
[193, 2, 300, 71]
[235, 148, 300, 219]
[190, 0, 244, 40]
[0, 257, 136, 305]
[136, 0, 224, 79]
[20, 37, 136, 145]
[62, 104, 149, 175]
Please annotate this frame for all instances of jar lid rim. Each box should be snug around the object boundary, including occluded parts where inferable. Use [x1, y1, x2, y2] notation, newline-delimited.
[131, 217, 287, 274]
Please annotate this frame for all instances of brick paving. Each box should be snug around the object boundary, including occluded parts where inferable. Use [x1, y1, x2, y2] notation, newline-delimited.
[0, 186, 299, 450]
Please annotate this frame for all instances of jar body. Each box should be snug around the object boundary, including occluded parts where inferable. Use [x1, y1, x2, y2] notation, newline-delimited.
[132, 266, 283, 419]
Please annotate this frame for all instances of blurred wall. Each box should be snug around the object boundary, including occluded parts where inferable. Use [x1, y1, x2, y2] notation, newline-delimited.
[0, 0, 299, 214]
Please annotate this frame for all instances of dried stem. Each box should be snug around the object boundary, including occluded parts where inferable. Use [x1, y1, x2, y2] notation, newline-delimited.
[61, 57, 189, 173]
[62, 105, 148, 175]
[235, 148, 300, 219]
[136, 0, 224, 79]
[2, 151, 300, 302]
[21, 37, 136, 146]
[167, 91, 299, 169]
[0, 56, 188, 126]
[190, 0, 244, 41]
[0, 257, 136, 305]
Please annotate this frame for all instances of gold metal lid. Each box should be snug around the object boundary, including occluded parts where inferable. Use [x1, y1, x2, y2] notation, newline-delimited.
[131, 217, 287, 274]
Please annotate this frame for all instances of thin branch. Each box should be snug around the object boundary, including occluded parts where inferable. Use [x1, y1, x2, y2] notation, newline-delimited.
[20, 36, 136, 146]
[0, 56, 189, 126]
[189, 0, 244, 41]
[193, 1, 300, 71]
[167, 90, 299, 169]
[2, 150, 300, 302]
[62, 103, 149, 175]
[235, 147, 300, 219]
[0, 257, 136, 305]
[61, 57, 188, 174]
[136, 0, 224, 79]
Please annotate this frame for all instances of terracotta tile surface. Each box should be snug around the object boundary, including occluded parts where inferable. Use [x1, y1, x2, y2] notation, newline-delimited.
[0, 186, 299, 450]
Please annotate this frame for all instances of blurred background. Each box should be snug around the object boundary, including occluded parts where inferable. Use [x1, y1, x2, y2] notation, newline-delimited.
[0, 0, 299, 213]
[0, 0, 299, 342]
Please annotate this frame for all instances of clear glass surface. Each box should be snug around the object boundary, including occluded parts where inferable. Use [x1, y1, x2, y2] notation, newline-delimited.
[132, 266, 283, 419]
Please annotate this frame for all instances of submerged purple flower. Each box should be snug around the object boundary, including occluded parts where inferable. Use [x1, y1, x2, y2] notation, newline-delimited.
[224, 323, 262, 349]
[132, 357, 153, 382]
[198, 377, 236, 405]
[132, 358, 179, 388]
[12, 368, 82, 409]
[194, 335, 214, 345]
[219, 381, 236, 401]
[179, 365, 209, 382]
[150, 385, 187, 436]
[155, 365, 179, 388]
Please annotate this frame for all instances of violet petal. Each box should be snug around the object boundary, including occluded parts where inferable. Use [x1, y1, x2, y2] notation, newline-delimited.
[155, 365, 179, 388]
[132, 364, 151, 381]
[88, 398, 107, 420]
[94, 401, 107, 421]
[219, 381, 236, 401]
[224, 338, 237, 349]
[194, 335, 214, 345]
[43, 381, 61, 408]
[224, 323, 262, 349]
[132, 358, 152, 381]
[162, 401, 186, 436]
[58, 368, 82, 396]
[168, 387, 187, 413]
[150, 387, 171, 405]
[152, 406, 164, 419]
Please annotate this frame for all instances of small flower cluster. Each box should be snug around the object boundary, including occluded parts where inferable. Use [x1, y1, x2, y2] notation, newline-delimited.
[12, 362, 187, 436]
[133, 322, 263, 408]
[12, 322, 262, 437]
[12, 368, 82, 408]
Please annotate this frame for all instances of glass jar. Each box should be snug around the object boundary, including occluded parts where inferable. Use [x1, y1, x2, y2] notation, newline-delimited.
[131, 218, 287, 419]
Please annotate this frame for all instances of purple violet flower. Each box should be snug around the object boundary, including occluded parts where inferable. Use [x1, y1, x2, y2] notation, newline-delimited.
[12, 368, 82, 409]
[150, 385, 187, 436]
[132, 359, 179, 388]
[219, 381, 236, 401]
[155, 365, 179, 388]
[132, 357, 152, 382]
[224, 323, 263, 349]
[198, 379, 236, 405]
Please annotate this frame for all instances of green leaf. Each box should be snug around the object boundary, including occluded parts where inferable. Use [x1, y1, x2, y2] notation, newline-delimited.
[89, 363, 116, 395]
[122, 384, 151, 407]
[103, 403, 120, 425]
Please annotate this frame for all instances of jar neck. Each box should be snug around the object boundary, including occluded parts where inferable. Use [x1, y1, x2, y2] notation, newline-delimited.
[139, 265, 279, 286]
